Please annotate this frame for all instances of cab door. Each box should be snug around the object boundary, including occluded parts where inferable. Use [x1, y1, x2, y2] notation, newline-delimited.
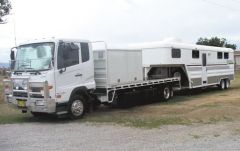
[202, 53, 207, 85]
[54, 42, 83, 102]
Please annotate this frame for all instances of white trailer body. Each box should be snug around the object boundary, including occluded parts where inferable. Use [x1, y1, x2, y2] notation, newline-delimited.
[132, 41, 234, 89]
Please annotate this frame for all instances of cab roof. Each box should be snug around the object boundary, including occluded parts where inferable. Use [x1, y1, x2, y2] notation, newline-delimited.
[18, 38, 90, 46]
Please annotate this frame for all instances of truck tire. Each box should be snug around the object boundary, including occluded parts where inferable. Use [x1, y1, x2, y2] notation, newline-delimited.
[172, 69, 187, 86]
[173, 71, 182, 80]
[68, 95, 86, 119]
[218, 79, 225, 90]
[225, 79, 230, 89]
[161, 85, 172, 101]
[170, 88, 174, 98]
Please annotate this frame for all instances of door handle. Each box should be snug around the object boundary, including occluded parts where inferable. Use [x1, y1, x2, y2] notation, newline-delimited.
[75, 73, 82, 77]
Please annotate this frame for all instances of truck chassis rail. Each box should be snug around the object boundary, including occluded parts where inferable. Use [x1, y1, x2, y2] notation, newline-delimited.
[105, 77, 181, 103]
[107, 77, 181, 91]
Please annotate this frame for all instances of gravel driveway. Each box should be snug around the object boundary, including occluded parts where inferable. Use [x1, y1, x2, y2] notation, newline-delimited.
[0, 121, 240, 151]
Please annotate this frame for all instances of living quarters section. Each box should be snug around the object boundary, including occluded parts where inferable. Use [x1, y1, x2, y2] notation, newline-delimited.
[138, 42, 234, 89]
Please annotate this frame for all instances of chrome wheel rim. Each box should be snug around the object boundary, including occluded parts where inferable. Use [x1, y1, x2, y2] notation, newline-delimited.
[173, 72, 181, 80]
[226, 80, 229, 88]
[71, 100, 84, 117]
[221, 81, 225, 89]
[164, 87, 170, 99]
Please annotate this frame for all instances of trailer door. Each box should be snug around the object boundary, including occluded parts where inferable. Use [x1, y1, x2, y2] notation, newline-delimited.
[202, 53, 207, 85]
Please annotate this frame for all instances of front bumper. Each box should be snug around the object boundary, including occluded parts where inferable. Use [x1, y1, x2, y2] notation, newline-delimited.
[5, 95, 56, 113]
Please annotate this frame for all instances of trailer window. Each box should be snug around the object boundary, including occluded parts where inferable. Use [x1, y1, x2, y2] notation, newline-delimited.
[80, 43, 90, 62]
[224, 52, 229, 59]
[192, 50, 199, 59]
[217, 52, 223, 59]
[172, 48, 181, 58]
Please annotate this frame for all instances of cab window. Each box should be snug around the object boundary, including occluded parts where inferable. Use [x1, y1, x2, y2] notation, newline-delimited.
[57, 42, 79, 69]
[80, 43, 90, 62]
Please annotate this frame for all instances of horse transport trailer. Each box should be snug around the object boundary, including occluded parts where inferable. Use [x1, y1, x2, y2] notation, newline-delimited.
[131, 41, 235, 90]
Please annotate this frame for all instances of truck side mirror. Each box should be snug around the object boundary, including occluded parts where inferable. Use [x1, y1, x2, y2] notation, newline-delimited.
[10, 47, 16, 70]
[10, 49, 15, 61]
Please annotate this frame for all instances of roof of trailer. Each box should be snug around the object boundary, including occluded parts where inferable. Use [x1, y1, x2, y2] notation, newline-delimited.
[129, 41, 234, 52]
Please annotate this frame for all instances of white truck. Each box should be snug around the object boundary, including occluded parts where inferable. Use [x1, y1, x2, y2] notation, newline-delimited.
[3, 38, 180, 118]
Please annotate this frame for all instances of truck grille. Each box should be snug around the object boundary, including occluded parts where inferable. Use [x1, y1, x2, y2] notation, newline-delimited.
[13, 92, 28, 97]
[31, 87, 42, 92]
[30, 94, 44, 98]
[13, 92, 44, 98]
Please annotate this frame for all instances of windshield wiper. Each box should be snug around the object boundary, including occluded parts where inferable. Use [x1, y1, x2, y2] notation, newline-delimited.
[24, 67, 34, 70]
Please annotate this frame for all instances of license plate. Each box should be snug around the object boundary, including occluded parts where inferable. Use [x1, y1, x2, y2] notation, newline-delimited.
[17, 100, 26, 107]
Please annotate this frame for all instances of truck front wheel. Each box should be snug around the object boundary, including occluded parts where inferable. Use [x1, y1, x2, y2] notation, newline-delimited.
[68, 95, 86, 119]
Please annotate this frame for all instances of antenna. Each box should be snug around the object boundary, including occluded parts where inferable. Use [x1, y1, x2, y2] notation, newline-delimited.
[13, 14, 17, 46]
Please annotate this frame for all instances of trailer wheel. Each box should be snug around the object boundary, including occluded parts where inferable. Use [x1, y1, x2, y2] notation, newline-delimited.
[161, 85, 172, 101]
[225, 79, 230, 89]
[218, 80, 225, 90]
[173, 71, 181, 80]
[68, 95, 86, 119]
[170, 88, 174, 98]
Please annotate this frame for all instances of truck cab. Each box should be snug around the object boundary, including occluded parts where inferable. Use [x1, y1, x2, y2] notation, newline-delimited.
[3, 38, 96, 118]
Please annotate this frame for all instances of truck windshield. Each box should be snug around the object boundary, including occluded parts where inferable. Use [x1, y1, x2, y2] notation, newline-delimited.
[14, 42, 55, 71]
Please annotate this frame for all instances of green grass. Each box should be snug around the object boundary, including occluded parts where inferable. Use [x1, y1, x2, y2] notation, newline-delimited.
[234, 129, 240, 135]
[189, 134, 201, 139]
[84, 116, 190, 129]
[0, 114, 31, 124]
[214, 134, 220, 137]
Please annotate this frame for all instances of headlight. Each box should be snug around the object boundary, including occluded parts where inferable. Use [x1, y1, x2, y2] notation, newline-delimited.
[22, 80, 28, 90]
[12, 79, 28, 90]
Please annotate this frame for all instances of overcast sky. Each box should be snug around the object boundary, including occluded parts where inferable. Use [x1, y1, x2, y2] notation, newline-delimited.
[0, 0, 240, 62]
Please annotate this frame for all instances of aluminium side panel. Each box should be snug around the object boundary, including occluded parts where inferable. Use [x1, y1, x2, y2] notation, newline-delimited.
[93, 50, 108, 88]
[107, 49, 143, 87]
[126, 50, 143, 82]
[207, 51, 235, 84]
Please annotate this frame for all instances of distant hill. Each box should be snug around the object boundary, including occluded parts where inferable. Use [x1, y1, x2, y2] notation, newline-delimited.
[0, 63, 9, 68]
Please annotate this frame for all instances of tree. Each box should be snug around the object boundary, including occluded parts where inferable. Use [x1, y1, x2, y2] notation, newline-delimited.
[225, 43, 237, 50]
[196, 37, 237, 50]
[0, 0, 12, 24]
